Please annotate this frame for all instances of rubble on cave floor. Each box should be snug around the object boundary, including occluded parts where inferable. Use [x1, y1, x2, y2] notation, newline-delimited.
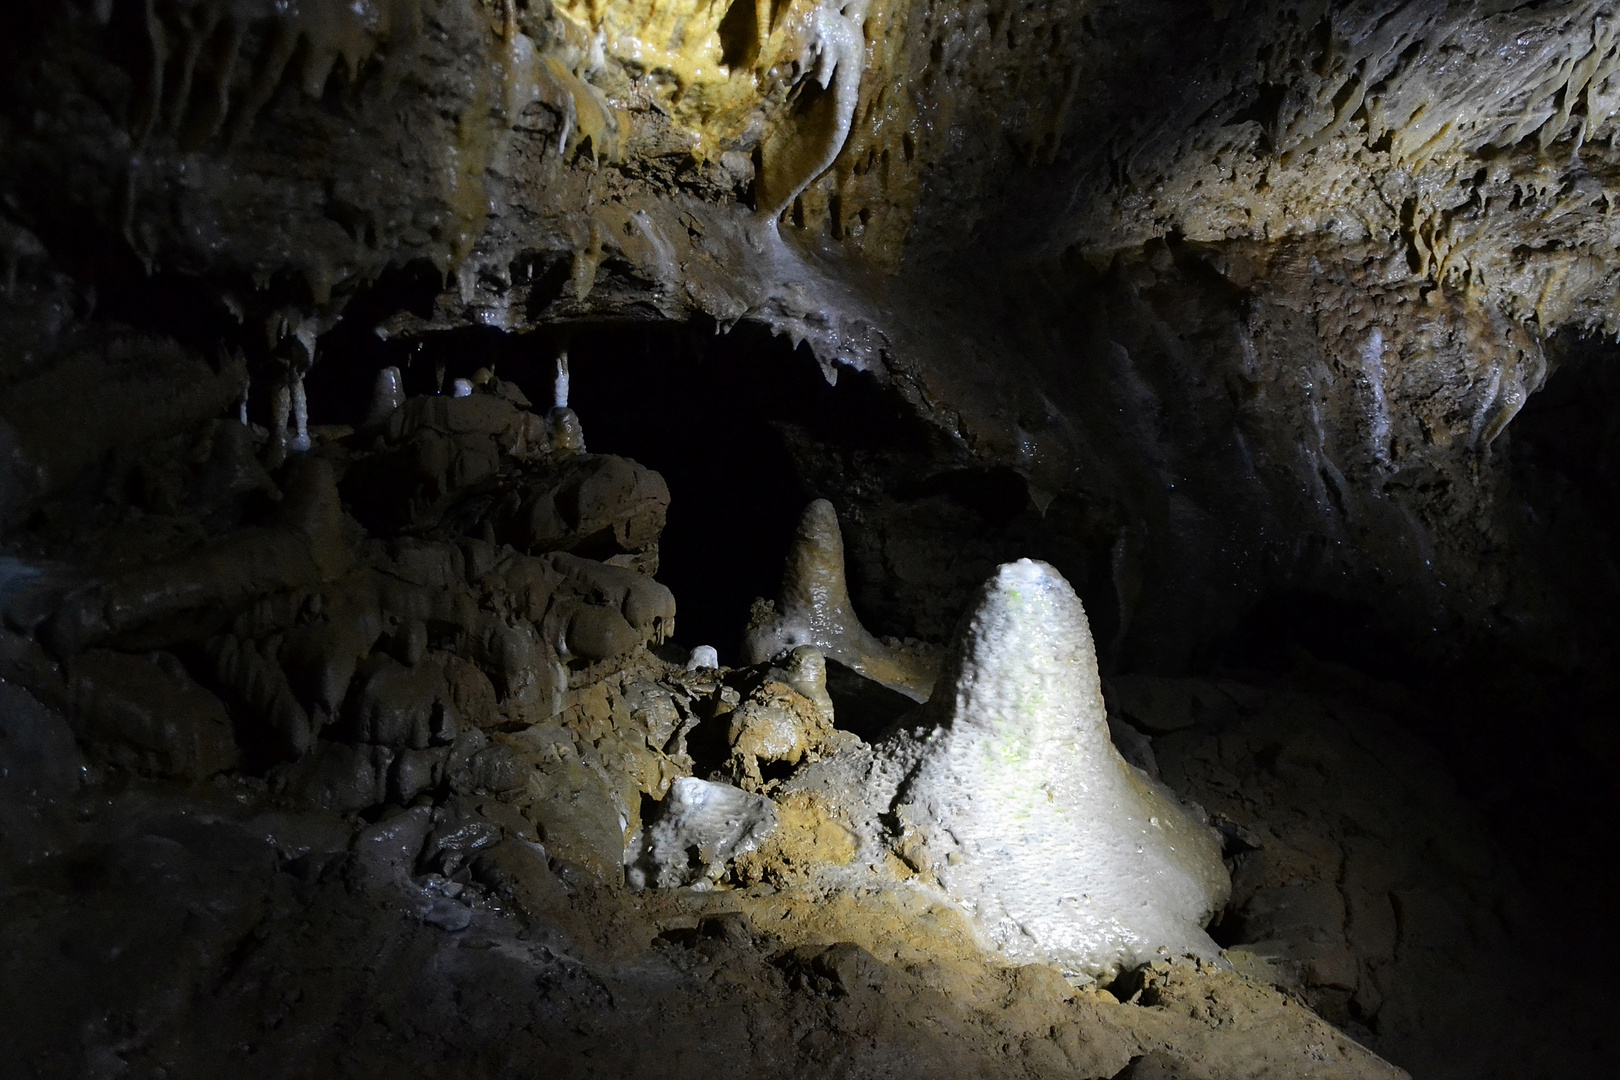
[0, 338, 1582, 1078]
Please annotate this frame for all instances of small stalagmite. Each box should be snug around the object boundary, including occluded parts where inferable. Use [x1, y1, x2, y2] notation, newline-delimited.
[547, 352, 585, 454]
[742, 499, 937, 701]
[895, 559, 1230, 981]
[366, 365, 405, 427]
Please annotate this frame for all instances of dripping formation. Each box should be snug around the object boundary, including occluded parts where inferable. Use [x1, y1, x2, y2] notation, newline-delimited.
[129, 0, 425, 146]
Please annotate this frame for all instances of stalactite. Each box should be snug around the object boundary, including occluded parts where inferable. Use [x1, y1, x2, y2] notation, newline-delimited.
[128, 0, 424, 147]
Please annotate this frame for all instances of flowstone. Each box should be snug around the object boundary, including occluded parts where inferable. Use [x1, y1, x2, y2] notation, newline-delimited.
[894, 559, 1230, 981]
[629, 776, 777, 889]
[723, 646, 852, 790]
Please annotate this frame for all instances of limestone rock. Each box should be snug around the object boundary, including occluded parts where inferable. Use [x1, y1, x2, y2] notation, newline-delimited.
[343, 651, 459, 749]
[344, 389, 667, 570]
[544, 552, 677, 663]
[273, 740, 396, 812]
[630, 776, 778, 890]
[521, 755, 630, 881]
[65, 648, 240, 780]
[489, 453, 669, 567]
[203, 632, 315, 763]
[724, 648, 852, 790]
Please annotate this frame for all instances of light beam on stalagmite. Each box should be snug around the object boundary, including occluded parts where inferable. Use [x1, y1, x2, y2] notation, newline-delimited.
[894, 559, 1231, 981]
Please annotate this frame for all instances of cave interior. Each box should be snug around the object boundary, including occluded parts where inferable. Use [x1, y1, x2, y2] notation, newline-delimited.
[3, 1, 1620, 1077]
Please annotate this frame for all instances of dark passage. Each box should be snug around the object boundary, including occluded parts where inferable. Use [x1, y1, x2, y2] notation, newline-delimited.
[554, 322, 823, 662]
[310, 311, 918, 663]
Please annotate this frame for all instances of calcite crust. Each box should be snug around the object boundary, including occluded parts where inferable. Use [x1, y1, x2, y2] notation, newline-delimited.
[898, 559, 1231, 980]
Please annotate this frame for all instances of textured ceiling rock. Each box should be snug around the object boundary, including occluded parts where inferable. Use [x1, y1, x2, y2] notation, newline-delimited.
[15, 1, 1620, 328]
[5, 0, 1620, 666]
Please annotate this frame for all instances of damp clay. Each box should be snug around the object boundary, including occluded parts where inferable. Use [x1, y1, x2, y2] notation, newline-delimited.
[889, 559, 1230, 981]
[742, 499, 938, 701]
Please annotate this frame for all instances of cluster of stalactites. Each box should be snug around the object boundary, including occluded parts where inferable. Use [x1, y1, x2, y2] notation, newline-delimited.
[130, 0, 423, 146]
[361, 354, 586, 457]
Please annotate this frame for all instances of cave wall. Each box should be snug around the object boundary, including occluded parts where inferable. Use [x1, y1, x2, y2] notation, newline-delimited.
[6, 0, 1620, 669]
[6, 5, 1620, 1077]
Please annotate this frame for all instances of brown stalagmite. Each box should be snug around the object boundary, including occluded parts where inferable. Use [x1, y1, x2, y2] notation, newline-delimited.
[743, 499, 936, 701]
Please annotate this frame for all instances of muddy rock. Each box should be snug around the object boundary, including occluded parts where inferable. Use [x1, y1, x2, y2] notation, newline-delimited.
[65, 648, 239, 779]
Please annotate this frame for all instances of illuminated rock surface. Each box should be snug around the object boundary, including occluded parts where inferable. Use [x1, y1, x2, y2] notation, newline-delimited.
[2, 0, 1620, 1076]
[743, 499, 939, 701]
[897, 559, 1230, 980]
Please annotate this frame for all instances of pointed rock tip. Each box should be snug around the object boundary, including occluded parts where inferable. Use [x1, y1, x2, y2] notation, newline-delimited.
[799, 498, 839, 537]
[955, 559, 1094, 678]
[991, 557, 1061, 589]
[783, 498, 849, 595]
[981, 558, 1087, 620]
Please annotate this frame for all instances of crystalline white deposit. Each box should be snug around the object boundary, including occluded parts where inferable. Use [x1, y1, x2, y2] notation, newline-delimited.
[896, 559, 1230, 981]
[629, 777, 777, 890]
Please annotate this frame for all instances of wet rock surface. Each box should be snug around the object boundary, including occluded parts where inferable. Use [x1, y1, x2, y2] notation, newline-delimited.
[4, 0, 1620, 1076]
[0, 359, 1596, 1077]
[9, 0, 1620, 670]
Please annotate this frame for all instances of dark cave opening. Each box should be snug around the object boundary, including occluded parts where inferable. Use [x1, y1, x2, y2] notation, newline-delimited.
[309, 308, 929, 663]
[1515, 330, 1620, 567]
[561, 321, 838, 664]
[1487, 332, 1620, 925]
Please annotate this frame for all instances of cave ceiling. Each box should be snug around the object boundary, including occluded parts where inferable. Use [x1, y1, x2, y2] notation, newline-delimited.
[8, 0, 1620, 671]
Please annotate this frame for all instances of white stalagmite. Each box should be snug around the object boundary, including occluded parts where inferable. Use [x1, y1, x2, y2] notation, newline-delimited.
[546, 351, 586, 453]
[267, 377, 293, 464]
[552, 351, 570, 409]
[897, 558, 1230, 981]
[288, 371, 311, 452]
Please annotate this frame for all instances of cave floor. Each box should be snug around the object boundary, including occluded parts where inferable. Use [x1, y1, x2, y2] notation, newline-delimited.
[3, 655, 1596, 1079]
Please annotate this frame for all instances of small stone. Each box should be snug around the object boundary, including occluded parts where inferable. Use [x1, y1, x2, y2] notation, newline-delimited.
[421, 896, 473, 932]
